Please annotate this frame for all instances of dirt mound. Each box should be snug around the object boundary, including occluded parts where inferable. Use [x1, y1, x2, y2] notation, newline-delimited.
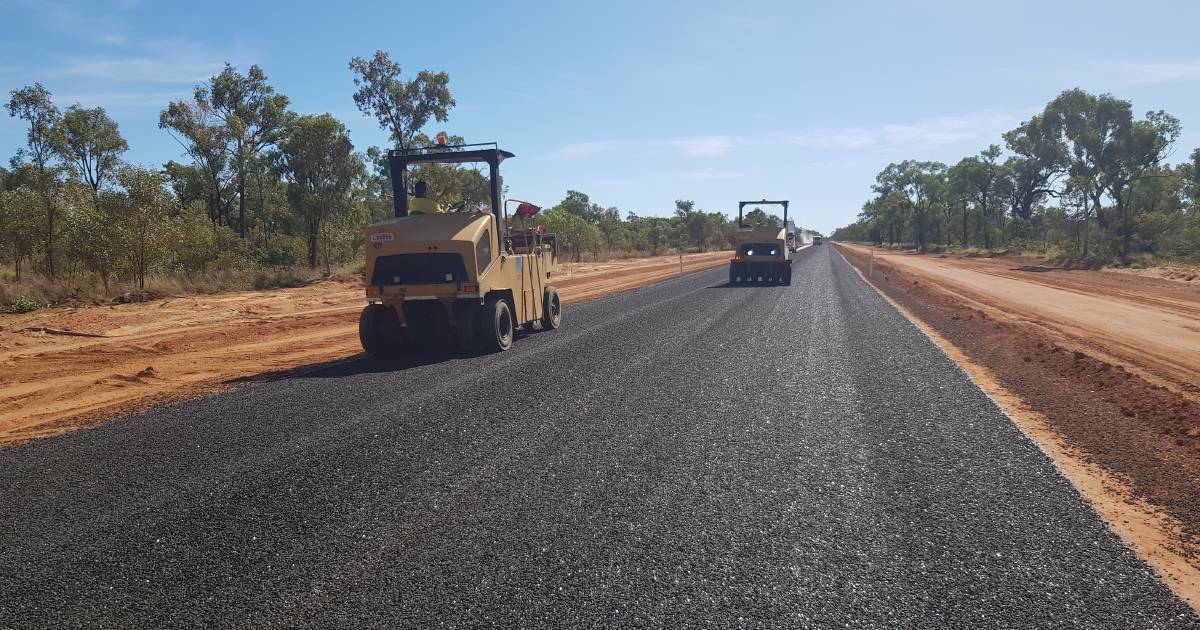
[1112, 266, 1200, 283]
[317, 272, 364, 284]
[113, 289, 168, 304]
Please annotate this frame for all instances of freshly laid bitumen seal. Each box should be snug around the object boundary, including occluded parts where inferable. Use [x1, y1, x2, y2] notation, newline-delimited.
[0, 246, 1195, 628]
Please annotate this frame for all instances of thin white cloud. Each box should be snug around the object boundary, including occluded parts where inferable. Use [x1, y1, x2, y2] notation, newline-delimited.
[55, 89, 192, 109]
[877, 112, 1022, 149]
[544, 109, 1023, 162]
[55, 56, 225, 84]
[787, 129, 878, 150]
[785, 111, 1022, 152]
[1100, 60, 1200, 85]
[547, 141, 623, 159]
[50, 38, 253, 85]
[548, 136, 739, 160]
[671, 135, 736, 157]
[669, 167, 748, 181]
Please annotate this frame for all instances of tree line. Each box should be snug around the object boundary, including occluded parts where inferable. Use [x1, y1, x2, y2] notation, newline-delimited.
[831, 88, 1200, 265]
[1, 50, 770, 309]
[538, 194, 779, 262]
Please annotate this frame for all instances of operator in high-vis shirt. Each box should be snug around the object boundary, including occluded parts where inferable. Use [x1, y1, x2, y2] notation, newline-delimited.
[409, 180, 444, 215]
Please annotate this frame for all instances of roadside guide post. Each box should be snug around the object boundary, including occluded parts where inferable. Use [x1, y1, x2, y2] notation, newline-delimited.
[869, 250, 874, 278]
[679, 253, 683, 277]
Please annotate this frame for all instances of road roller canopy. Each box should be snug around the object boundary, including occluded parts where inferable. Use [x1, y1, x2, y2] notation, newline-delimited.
[387, 142, 514, 241]
[737, 199, 789, 229]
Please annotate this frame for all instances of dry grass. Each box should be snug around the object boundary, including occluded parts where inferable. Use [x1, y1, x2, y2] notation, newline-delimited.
[1, 251, 716, 313]
[0, 267, 357, 313]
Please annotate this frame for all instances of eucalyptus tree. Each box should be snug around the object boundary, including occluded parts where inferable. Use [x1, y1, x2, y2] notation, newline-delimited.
[875, 160, 947, 251]
[1060, 174, 1096, 255]
[160, 97, 236, 227]
[539, 207, 601, 262]
[277, 114, 362, 269]
[7, 84, 67, 276]
[557, 190, 603, 224]
[946, 159, 977, 247]
[118, 165, 174, 289]
[66, 184, 124, 293]
[1002, 113, 1066, 232]
[0, 187, 41, 280]
[1186, 148, 1200, 208]
[674, 199, 700, 247]
[1122, 164, 1187, 256]
[55, 105, 128, 202]
[860, 191, 908, 246]
[349, 50, 454, 151]
[1047, 89, 1182, 259]
[1045, 89, 1127, 251]
[200, 64, 291, 237]
[945, 147, 1004, 248]
[1104, 110, 1181, 258]
[162, 160, 209, 215]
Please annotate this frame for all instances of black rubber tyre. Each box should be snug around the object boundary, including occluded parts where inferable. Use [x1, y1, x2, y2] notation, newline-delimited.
[358, 304, 402, 357]
[402, 304, 434, 353]
[541, 287, 562, 330]
[455, 302, 480, 352]
[405, 301, 462, 353]
[783, 268, 793, 286]
[479, 297, 514, 352]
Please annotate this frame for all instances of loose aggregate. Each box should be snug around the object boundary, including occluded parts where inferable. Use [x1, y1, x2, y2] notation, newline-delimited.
[1, 246, 1196, 628]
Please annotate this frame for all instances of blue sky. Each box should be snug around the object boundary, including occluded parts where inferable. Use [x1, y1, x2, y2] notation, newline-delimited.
[2, 0, 1199, 234]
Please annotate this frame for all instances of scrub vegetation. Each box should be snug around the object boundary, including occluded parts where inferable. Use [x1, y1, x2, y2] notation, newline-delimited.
[832, 89, 1200, 267]
[1, 50, 765, 312]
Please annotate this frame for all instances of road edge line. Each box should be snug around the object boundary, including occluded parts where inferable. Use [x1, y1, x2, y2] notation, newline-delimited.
[833, 244, 1200, 613]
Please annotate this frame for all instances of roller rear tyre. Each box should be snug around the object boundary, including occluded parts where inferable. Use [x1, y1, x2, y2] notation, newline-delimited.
[359, 304, 403, 357]
[454, 302, 480, 353]
[541, 287, 562, 330]
[479, 297, 514, 353]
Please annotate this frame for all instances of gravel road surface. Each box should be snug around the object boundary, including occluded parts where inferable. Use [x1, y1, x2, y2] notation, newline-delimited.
[1, 246, 1195, 628]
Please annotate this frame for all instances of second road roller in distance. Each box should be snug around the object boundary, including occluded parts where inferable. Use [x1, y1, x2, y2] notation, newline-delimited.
[729, 199, 792, 286]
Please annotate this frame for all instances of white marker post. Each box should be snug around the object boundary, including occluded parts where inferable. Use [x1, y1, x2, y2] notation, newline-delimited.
[869, 250, 874, 279]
